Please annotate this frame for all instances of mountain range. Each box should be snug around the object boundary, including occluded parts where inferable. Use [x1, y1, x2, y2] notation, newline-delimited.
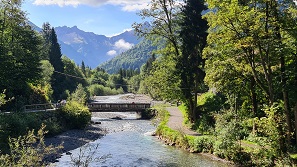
[55, 26, 141, 68]
[29, 21, 155, 72]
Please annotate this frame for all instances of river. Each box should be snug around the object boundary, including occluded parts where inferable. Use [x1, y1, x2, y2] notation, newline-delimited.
[54, 112, 229, 167]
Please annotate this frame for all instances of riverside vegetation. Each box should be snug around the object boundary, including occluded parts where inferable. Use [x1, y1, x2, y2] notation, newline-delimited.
[133, 0, 297, 166]
[2, 0, 297, 166]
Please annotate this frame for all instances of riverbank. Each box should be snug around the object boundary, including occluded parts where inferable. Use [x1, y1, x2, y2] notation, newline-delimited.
[157, 106, 234, 166]
[44, 124, 106, 162]
[44, 112, 127, 163]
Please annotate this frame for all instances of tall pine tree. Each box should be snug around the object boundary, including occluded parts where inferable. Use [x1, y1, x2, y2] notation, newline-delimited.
[42, 23, 65, 100]
[176, 0, 208, 122]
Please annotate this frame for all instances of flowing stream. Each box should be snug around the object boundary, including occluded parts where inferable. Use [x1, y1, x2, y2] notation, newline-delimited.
[54, 112, 229, 167]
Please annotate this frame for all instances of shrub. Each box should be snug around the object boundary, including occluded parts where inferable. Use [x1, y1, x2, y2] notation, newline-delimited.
[70, 84, 88, 104]
[59, 101, 91, 129]
[140, 108, 156, 119]
[192, 136, 214, 153]
[88, 84, 124, 96]
[0, 124, 62, 166]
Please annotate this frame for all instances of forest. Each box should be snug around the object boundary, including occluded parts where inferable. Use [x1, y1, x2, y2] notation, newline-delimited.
[1, 0, 297, 166]
[133, 0, 297, 166]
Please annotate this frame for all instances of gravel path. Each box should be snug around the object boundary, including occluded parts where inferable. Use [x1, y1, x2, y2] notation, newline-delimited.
[166, 107, 199, 136]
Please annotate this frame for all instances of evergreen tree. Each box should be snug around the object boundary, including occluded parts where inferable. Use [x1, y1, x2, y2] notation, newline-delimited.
[176, 0, 208, 122]
[81, 60, 86, 76]
[42, 23, 65, 100]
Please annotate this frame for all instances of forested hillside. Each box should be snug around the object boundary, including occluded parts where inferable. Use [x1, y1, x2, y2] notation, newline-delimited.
[99, 38, 156, 74]
[133, 0, 297, 166]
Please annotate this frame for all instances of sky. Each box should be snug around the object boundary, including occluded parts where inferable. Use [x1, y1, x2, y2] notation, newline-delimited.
[22, 0, 150, 37]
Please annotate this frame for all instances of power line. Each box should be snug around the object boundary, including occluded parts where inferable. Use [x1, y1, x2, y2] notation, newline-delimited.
[53, 70, 192, 90]
[54, 71, 86, 80]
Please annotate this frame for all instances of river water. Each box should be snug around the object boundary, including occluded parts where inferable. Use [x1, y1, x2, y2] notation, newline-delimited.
[54, 112, 228, 167]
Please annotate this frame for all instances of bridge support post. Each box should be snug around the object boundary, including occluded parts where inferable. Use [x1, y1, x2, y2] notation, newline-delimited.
[135, 111, 142, 119]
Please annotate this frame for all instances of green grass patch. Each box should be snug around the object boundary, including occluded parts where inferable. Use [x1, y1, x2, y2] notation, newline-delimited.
[154, 105, 215, 152]
[290, 153, 297, 160]
[178, 104, 191, 127]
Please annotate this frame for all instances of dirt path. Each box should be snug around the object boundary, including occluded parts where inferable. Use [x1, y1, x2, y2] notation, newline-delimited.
[166, 107, 199, 136]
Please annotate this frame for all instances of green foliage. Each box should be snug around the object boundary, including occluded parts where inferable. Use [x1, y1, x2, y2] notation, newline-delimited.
[0, 0, 42, 108]
[140, 108, 156, 119]
[0, 124, 62, 167]
[59, 101, 91, 129]
[194, 92, 225, 134]
[27, 84, 50, 104]
[61, 56, 87, 96]
[176, 0, 208, 122]
[0, 111, 64, 151]
[90, 70, 109, 86]
[70, 144, 110, 167]
[255, 103, 288, 156]
[69, 84, 88, 105]
[0, 90, 9, 107]
[42, 23, 66, 101]
[140, 53, 181, 101]
[99, 39, 156, 74]
[40, 60, 54, 86]
[192, 136, 214, 153]
[212, 109, 248, 164]
[127, 75, 141, 93]
[88, 84, 124, 96]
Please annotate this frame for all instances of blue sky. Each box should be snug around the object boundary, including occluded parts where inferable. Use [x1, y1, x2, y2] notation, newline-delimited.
[22, 0, 150, 37]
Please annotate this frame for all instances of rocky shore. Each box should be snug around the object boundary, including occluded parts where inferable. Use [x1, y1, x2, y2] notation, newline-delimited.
[44, 112, 128, 163]
[44, 124, 106, 163]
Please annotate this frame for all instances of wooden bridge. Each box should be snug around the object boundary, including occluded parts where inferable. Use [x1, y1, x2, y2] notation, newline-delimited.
[24, 103, 64, 112]
[23, 102, 151, 113]
[87, 102, 151, 112]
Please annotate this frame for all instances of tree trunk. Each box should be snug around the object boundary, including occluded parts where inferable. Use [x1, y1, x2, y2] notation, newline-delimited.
[271, 0, 293, 143]
[294, 102, 297, 145]
[188, 99, 195, 122]
[251, 77, 257, 134]
[281, 55, 292, 143]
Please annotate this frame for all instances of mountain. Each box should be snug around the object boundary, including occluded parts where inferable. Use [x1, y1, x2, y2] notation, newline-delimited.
[99, 38, 156, 74]
[28, 21, 42, 32]
[54, 26, 141, 68]
[28, 22, 154, 70]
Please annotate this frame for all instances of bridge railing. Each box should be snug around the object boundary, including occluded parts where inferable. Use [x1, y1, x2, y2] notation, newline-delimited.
[24, 103, 65, 112]
[88, 103, 151, 112]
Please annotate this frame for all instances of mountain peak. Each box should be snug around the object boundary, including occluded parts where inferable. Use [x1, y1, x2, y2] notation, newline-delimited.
[71, 25, 79, 30]
[29, 21, 141, 68]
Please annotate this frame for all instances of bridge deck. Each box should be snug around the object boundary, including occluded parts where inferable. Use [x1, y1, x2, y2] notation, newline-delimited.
[88, 102, 151, 112]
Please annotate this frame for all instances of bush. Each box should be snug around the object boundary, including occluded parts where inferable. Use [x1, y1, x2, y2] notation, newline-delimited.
[140, 108, 156, 119]
[88, 84, 124, 96]
[70, 84, 88, 104]
[192, 136, 214, 153]
[0, 124, 62, 166]
[59, 101, 91, 129]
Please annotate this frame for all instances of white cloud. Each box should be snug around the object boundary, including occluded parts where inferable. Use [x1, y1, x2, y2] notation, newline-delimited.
[32, 0, 150, 11]
[84, 19, 95, 24]
[121, 3, 149, 12]
[114, 39, 134, 51]
[106, 28, 133, 38]
[107, 50, 117, 56]
[33, 0, 98, 7]
[108, 0, 149, 11]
